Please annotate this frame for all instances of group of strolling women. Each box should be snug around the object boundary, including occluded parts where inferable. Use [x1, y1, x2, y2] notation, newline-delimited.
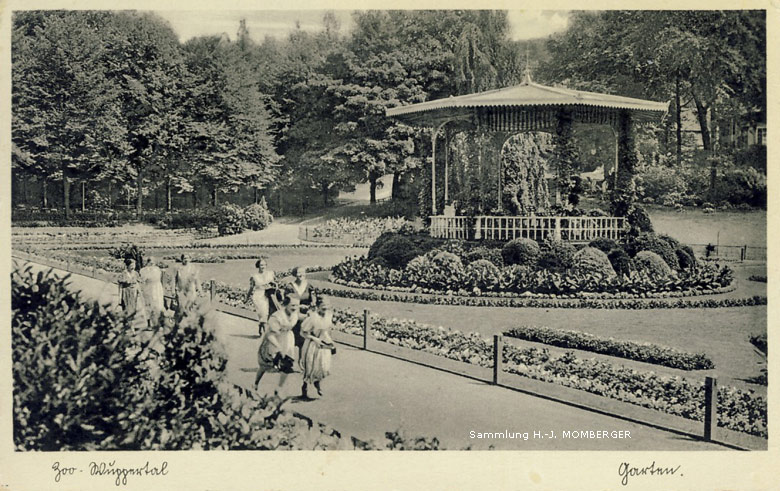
[118, 254, 202, 325]
[250, 260, 335, 400]
[118, 255, 335, 400]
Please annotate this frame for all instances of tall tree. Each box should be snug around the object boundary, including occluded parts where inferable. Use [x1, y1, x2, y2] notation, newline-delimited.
[12, 11, 126, 217]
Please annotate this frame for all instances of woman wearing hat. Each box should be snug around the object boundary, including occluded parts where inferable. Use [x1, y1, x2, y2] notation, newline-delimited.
[246, 258, 276, 335]
[299, 295, 336, 399]
[255, 294, 300, 389]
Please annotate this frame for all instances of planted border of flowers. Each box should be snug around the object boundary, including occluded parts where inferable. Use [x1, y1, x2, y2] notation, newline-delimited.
[12, 241, 368, 251]
[503, 326, 714, 370]
[315, 285, 765, 309]
[331, 255, 737, 300]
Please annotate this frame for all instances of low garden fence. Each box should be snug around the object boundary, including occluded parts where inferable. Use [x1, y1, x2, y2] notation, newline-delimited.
[687, 243, 767, 262]
[430, 215, 627, 242]
[11, 251, 767, 451]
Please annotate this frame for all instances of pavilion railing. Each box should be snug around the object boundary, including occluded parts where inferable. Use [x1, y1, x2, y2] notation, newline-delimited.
[429, 216, 470, 240]
[430, 215, 627, 242]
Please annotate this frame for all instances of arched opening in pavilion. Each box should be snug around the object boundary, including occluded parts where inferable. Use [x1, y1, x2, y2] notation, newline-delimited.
[386, 74, 667, 242]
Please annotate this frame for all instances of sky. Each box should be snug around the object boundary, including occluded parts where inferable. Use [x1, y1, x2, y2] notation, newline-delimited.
[152, 10, 570, 43]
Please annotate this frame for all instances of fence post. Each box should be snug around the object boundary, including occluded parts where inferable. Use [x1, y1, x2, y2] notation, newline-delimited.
[306, 227, 309, 241]
[704, 376, 717, 441]
[741, 245, 747, 262]
[363, 309, 370, 350]
[554, 217, 562, 241]
[210, 279, 216, 302]
[493, 335, 503, 385]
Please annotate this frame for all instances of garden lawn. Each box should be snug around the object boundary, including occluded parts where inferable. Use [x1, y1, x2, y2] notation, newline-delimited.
[647, 208, 765, 247]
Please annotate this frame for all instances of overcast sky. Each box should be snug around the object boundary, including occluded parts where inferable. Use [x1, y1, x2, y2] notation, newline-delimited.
[152, 10, 570, 43]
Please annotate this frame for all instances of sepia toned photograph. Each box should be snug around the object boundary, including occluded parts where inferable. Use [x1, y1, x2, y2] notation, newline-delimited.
[2, 4, 774, 489]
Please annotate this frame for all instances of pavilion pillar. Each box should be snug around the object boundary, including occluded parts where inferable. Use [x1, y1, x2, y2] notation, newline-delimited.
[444, 128, 450, 204]
[431, 121, 448, 215]
[610, 110, 638, 216]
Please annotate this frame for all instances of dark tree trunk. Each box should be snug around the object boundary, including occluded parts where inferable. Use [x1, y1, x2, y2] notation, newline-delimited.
[692, 92, 712, 151]
[369, 174, 378, 204]
[212, 187, 218, 206]
[135, 166, 143, 216]
[675, 75, 682, 165]
[254, 187, 259, 204]
[321, 182, 329, 206]
[42, 177, 48, 208]
[192, 185, 198, 209]
[166, 177, 172, 212]
[62, 160, 70, 219]
[391, 172, 401, 200]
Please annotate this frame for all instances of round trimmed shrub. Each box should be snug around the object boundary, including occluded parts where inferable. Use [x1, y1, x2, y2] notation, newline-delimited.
[627, 233, 680, 271]
[502, 238, 541, 267]
[588, 237, 619, 254]
[244, 202, 273, 231]
[463, 246, 504, 267]
[368, 234, 424, 269]
[404, 250, 465, 290]
[368, 232, 441, 269]
[608, 248, 633, 276]
[634, 250, 673, 278]
[537, 238, 576, 272]
[216, 203, 247, 236]
[572, 247, 616, 277]
[464, 259, 500, 291]
[676, 246, 697, 271]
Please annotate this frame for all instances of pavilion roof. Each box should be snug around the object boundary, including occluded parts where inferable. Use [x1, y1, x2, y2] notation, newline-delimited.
[386, 79, 668, 128]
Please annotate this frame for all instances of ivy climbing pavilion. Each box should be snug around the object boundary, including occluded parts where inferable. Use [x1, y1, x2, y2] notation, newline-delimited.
[386, 74, 668, 242]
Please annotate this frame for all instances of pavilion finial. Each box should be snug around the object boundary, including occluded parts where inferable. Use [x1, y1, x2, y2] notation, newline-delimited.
[523, 45, 533, 84]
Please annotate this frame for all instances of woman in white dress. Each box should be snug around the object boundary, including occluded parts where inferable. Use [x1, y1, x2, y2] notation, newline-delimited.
[139, 256, 164, 324]
[246, 258, 275, 335]
[175, 254, 201, 310]
[299, 295, 335, 399]
[255, 295, 300, 390]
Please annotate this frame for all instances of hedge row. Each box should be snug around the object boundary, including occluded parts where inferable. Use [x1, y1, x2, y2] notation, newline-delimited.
[503, 326, 714, 370]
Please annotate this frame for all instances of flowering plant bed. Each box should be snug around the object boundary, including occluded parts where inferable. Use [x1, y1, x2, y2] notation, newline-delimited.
[331, 256, 736, 299]
[503, 326, 714, 370]
[316, 285, 765, 309]
[305, 217, 408, 246]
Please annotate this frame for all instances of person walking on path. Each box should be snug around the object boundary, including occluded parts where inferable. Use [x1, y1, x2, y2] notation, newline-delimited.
[285, 266, 316, 351]
[247, 258, 276, 336]
[139, 256, 164, 324]
[299, 295, 336, 399]
[118, 258, 144, 324]
[175, 254, 201, 310]
[255, 295, 300, 391]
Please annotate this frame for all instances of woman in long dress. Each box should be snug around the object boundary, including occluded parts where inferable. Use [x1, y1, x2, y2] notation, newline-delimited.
[246, 258, 275, 335]
[286, 266, 316, 350]
[255, 295, 300, 390]
[139, 256, 165, 324]
[175, 254, 201, 310]
[118, 258, 142, 319]
[299, 295, 335, 399]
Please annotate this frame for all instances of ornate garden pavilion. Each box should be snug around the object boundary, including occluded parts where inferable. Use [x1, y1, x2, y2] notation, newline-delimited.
[386, 74, 668, 242]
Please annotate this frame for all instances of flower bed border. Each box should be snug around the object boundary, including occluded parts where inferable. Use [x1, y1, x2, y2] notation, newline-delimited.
[503, 326, 714, 370]
[330, 274, 738, 300]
